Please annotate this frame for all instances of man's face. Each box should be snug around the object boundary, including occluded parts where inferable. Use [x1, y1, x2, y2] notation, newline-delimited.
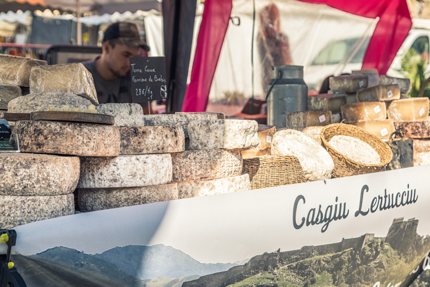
[105, 42, 139, 77]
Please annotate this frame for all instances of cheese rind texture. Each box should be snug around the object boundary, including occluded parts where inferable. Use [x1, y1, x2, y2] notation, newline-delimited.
[79, 154, 173, 188]
[329, 75, 368, 93]
[387, 98, 429, 122]
[0, 54, 46, 87]
[379, 75, 410, 94]
[307, 93, 346, 113]
[0, 194, 74, 229]
[187, 119, 259, 150]
[286, 111, 332, 130]
[0, 154, 79, 196]
[172, 149, 242, 181]
[394, 119, 430, 139]
[177, 174, 250, 199]
[7, 93, 97, 114]
[78, 183, 179, 211]
[0, 85, 21, 109]
[14, 120, 120, 157]
[96, 103, 145, 127]
[30, 63, 98, 104]
[120, 126, 185, 154]
[341, 102, 387, 123]
[356, 84, 401, 102]
[353, 120, 395, 141]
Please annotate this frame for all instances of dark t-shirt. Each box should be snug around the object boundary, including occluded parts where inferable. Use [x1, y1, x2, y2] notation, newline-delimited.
[83, 59, 132, 104]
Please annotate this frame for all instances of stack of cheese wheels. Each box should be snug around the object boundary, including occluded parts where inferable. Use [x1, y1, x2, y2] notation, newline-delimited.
[329, 74, 368, 105]
[164, 116, 254, 199]
[78, 103, 184, 212]
[271, 129, 334, 181]
[307, 93, 346, 124]
[5, 60, 124, 227]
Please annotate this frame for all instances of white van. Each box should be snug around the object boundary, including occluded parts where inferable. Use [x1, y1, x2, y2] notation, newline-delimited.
[304, 19, 430, 92]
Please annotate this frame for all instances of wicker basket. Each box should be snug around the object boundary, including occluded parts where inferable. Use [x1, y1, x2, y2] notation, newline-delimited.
[321, 123, 393, 177]
[242, 155, 306, 189]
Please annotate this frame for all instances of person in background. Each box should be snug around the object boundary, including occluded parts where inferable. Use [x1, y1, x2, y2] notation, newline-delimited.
[84, 22, 150, 104]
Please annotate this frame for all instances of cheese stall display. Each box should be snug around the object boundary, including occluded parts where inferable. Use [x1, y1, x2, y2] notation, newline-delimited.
[0, 55, 426, 231]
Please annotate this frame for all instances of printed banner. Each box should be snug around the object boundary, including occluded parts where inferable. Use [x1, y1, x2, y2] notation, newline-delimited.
[4, 166, 430, 286]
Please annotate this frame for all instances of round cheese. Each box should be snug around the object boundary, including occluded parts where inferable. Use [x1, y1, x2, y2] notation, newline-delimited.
[177, 174, 250, 199]
[172, 149, 242, 181]
[271, 129, 334, 180]
[120, 126, 185, 155]
[96, 103, 145, 127]
[329, 135, 381, 165]
[78, 183, 178, 212]
[79, 154, 173, 188]
[0, 154, 79, 196]
[0, 194, 74, 229]
[14, 120, 120, 157]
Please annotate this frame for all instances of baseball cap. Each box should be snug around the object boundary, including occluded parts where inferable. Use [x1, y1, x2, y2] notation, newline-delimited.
[103, 22, 150, 51]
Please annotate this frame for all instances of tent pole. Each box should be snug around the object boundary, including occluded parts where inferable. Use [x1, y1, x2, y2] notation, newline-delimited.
[76, 0, 82, 45]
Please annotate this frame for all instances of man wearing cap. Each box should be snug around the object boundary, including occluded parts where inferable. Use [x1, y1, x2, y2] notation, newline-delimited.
[84, 22, 150, 104]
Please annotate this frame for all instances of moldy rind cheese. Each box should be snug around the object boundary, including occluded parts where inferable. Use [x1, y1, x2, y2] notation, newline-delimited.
[356, 84, 400, 102]
[286, 111, 332, 130]
[307, 93, 346, 113]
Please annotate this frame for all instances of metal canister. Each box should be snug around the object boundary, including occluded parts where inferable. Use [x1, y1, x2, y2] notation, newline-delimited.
[267, 65, 308, 128]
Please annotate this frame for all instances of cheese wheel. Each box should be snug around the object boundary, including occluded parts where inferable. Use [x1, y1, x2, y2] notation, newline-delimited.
[353, 120, 395, 141]
[143, 112, 224, 137]
[96, 103, 145, 127]
[0, 54, 46, 87]
[308, 93, 346, 113]
[352, 69, 379, 87]
[7, 93, 97, 114]
[412, 140, 430, 166]
[172, 149, 242, 182]
[379, 75, 410, 94]
[0, 194, 74, 229]
[0, 85, 21, 109]
[286, 111, 332, 130]
[120, 126, 185, 155]
[14, 120, 120, 157]
[271, 129, 334, 180]
[329, 75, 368, 93]
[388, 98, 429, 122]
[394, 119, 430, 139]
[177, 174, 250, 199]
[341, 102, 387, 123]
[187, 119, 259, 150]
[0, 154, 79, 196]
[30, 63, 98, 104]
[357, 84, 400, 102]
[78, 183, 179, 211]
[79, 154, 173, 188]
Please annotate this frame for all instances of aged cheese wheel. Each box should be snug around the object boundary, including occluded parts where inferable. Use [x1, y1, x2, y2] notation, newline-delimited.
[0, 85, 21, 109]
[308, 93, 346, 113]
[387, 98, 429, 122]
[412, 140, 430, 166]
[352, 69, 379, 87]
[394, 119, 430, 139]
[341, 102, 387, 123]
[0, 54, 46, 87]
[302, 126, 324, 144]
[379, 75, 410, 94]
[7, 93, 97, 114]
[286, 111, 332, 130]
[177, 174, 250, 199]
[357, 84, 400, 102]
[329, 75, 368, 93]
[271, 129, 334, 180]
[78, 183, 178, 211]
[0, 154, 79, 196]
[79, 154, 173, 188]
[0, 194, 74, 229]
[96, 103, 145, 127]
[30, 63, 98, 104]
[353, 120, 395, 142]
[187, 119, 259, 150]
[120, 126, 185, 154]
[143, 112, 224, 136]
[14, 120, 120, 157]
[172, 149, 242, 182]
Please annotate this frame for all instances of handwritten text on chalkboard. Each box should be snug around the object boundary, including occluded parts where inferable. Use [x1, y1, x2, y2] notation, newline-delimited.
[130, 56, 167, 103]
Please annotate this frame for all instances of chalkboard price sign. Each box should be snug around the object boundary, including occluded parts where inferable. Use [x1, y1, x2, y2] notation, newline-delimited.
[130, 56, 167, 103]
